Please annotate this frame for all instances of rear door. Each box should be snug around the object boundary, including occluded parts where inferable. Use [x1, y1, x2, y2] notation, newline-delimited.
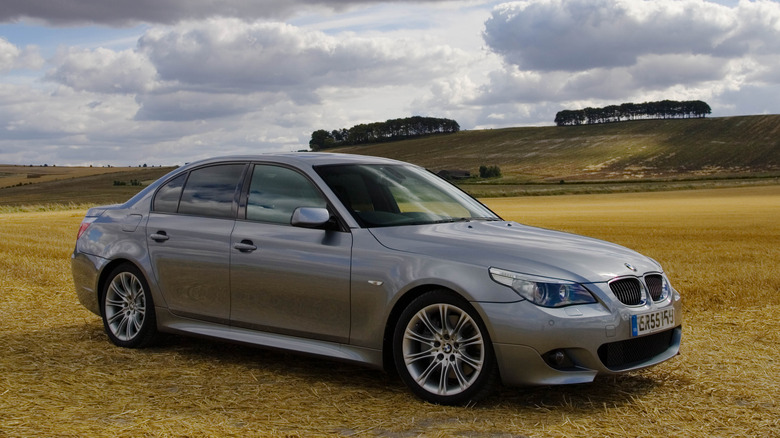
[147, 163, 246, 323]
[229, 164, 352, 342]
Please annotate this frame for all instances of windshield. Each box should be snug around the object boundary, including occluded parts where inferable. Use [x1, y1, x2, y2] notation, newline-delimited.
[315, 164, 500, 227]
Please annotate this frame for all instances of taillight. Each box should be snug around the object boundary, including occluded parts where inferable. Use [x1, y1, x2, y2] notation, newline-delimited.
[76, 217, 97, 240]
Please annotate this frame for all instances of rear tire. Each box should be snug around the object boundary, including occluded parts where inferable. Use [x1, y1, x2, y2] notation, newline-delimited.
[100, 263, 158, 348]
[393, 290, 497, 405]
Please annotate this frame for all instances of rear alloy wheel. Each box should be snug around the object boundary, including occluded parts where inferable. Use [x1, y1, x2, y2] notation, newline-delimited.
[101, 264, 157, 348]
[393, 290, 497, 405]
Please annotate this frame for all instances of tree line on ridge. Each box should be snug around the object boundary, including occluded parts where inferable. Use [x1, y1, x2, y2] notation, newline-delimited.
[310, 116, 460, 150]
[554, 100, 711, 126]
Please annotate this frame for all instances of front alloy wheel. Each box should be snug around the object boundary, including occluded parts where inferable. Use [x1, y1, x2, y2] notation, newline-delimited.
[394, 290, 496, 404]
[101, 264, 157, 348]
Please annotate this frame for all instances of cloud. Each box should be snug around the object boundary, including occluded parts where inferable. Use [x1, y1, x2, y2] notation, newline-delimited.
[482, 0, 780, 72]
[44, 19, 470, 122]
[46, 47, 157, 94]
[138, 20, 466, 92]
[0, 38, 44, 72]
[2, 1, 779, 166]
[133, 90, 283, 122]
[0, 0, 451, 26]
[473, 0, 780, 116]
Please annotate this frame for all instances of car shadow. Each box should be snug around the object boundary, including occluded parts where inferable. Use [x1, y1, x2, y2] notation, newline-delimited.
[6, 319, 674, 413]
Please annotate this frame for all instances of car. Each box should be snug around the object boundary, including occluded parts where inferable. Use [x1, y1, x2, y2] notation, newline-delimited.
[72, 153, 682, 405]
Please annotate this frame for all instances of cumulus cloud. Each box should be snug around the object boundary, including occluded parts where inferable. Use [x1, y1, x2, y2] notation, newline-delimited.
[0, 38, 44, 72]
[133, 90, 283, 122]
[46, 47, 157, 94]
[43, 19, 469, 122]
[482, 0, 778, 71]
[475, 0, 780, 114]
[0, 0, 450, 25]
[138, 20, 465, 93]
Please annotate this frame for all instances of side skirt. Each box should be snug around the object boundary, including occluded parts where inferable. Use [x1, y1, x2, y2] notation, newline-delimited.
[156, 307, 384, 369]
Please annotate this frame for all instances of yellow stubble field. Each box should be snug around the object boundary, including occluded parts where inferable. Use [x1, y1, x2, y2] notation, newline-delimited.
[0, 186, 778, 437]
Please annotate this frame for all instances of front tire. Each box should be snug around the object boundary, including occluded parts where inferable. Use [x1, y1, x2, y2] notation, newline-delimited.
[393, 290, 497, 405]
[100, 263, 158, 348]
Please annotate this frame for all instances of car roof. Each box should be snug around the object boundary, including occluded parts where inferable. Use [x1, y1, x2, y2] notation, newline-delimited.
[181, 152, 407, 169]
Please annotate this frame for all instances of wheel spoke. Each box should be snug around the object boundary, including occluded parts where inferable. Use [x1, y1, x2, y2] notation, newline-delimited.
[417, 309, 441, 337]
[105, 297, 124, 308]
[404, 327, 435, 344]
[404, 348, 435, 365]
[109, 282, 128, 302]
[458, 352, 483, 370]
[132, 312, 144, 332]
[458, 333, 483, 349]
[120, 274, 133, 298]
[450, 311, 469, 337]
[438, 304, 451, 333]
[125, 314, 135, 339]
[451, 359, 470, 390]
[106, 309, 124, 324]
[438, 360, 451, 394]
[416, 357, 442, 385]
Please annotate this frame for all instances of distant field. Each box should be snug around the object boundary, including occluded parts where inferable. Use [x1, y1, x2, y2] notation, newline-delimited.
[3, 115, 779, 205]
[0, 166, 173, 207]
[0, 186, 777, 437]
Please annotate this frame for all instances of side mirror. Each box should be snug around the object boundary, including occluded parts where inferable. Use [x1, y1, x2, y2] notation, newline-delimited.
[291, 207, 332, 229]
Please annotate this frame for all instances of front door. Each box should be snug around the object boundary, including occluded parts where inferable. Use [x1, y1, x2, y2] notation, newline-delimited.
[229, 164, 352, 342]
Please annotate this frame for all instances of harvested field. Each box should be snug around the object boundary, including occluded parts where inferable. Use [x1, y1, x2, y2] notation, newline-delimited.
[1, 186, 778, 437]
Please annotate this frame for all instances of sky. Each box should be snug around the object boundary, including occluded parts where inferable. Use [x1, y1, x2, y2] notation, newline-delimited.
[0, 0, 778, 166]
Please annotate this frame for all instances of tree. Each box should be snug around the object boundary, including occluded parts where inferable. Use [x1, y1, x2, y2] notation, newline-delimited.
[479, 165, 501, 178]
[309, 129, 333, 151]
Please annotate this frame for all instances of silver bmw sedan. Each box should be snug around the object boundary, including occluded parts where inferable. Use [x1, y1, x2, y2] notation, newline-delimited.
[72, 153, 681, 405]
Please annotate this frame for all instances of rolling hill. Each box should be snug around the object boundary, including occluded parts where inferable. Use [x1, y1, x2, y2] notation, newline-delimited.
[1, 115, 778, 205]
[333, 115, 780, 182]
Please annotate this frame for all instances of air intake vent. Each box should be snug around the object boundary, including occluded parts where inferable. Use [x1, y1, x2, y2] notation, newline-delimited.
[598, 327, 677, 369]
[609, 278, 643, 305]
[644, 275, 664, 301]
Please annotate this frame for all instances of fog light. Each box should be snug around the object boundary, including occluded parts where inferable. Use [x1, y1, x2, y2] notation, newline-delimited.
[543, 349, 576, 370]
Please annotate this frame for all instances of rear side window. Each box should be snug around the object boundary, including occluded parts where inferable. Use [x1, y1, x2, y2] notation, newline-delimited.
[176, 164, 245, 218]
[153, 174, 186, 213]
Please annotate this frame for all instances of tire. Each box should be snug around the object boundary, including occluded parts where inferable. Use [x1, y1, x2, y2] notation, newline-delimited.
[100, 263, 158, 348]
[393, 290, 497, 405]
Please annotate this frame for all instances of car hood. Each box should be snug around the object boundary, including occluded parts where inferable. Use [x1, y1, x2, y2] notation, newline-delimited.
[367, 221, 660, 283]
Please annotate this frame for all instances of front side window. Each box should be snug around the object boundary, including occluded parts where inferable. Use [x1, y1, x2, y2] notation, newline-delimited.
[177, 164, 245, 218]
[246, 165, 326, 224]
[315, 164, 499, 227]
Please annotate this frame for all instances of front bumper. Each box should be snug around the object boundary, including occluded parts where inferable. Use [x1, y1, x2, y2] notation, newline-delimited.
[478, 291, 682, 387]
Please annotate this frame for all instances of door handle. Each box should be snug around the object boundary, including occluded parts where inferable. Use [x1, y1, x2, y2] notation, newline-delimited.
[234, 240, 257, 252]
[150, 231, 169, 242]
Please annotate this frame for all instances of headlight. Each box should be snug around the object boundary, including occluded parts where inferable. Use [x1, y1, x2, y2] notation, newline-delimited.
[660, 275, 672, 301]
[489, 267, 596, 308]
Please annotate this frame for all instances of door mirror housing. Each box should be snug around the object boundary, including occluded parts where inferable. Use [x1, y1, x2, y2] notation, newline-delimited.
[291, 207, 332, 229]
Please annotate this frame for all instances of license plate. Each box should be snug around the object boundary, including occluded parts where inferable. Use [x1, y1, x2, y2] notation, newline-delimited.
[631, 308, 675, 337]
